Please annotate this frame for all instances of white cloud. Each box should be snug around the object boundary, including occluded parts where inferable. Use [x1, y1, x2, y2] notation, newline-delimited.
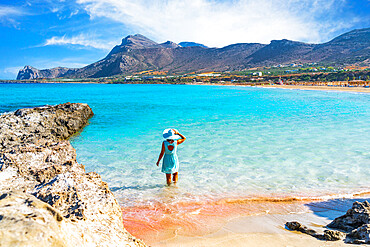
[44, 34, 117, 50]
[2, 66, 22, 77]
[69, 9, 79, 18]
[0, 6, 24, 17]
[76, 0, 357, 47]
[0, 6, 28, 27]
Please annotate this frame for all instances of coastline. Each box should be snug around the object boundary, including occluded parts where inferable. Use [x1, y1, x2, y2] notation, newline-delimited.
[121, 193, 370, 246]
[157, 212, 358, 247]
[255, 84, 370, 93]
[2, 80, 369, 93]
[1, 88, 368, 246]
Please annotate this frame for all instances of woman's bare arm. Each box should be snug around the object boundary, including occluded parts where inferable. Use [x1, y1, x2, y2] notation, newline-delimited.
[175, 130, 186, 145]
[156, 142, 165, 166]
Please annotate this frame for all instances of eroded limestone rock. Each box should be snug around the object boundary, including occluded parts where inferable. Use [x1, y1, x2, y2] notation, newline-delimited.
[0, 192, 76, 247]
[0, 103, 146, 247]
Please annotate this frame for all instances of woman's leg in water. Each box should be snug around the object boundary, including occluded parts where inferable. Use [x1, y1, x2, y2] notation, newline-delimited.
[173, 172, 178, 183]
[166, 173, 171, 185]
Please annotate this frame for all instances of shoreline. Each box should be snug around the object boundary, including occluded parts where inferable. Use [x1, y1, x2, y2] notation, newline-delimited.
[156, 210, 360, 247]
[1, 81, 370, 93]
[1, 88, 368, 246]
[255, 84, 370, 93]
[121, 192, 370, 246]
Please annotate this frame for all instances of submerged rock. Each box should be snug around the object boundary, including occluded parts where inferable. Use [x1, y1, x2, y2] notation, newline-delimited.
[0, 103, 146, 246]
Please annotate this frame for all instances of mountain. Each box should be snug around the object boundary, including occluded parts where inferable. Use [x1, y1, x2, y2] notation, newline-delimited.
[17, 66, 77, 80]
[305, 28, 370, 64]
[246, 39, 315, 65]
[17, 28, 370, 79]
[159, 41, 181, 48]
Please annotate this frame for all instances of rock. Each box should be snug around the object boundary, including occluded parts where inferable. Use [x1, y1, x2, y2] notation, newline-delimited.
[323, 229, 346, 241]
[327, 201, 370, 232]
[0, 191, 80, 247]
[0, 102, 94, 152]
[0, 103, 146, 246]
[33, 173, 86, 221]
[346, 224, 370, 244]
[286, 201, 370, 244]
[285, 221, 318, 237]
[285, 221, 345, 241]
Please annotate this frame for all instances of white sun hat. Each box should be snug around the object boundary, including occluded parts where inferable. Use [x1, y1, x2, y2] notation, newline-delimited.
[162, 128, 181, 140]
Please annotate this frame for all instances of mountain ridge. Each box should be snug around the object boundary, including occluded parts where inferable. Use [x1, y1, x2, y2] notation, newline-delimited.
[17, 28, 370, 79]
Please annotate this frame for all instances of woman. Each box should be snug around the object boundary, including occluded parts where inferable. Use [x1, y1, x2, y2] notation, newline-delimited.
[156, 128, 186, 185]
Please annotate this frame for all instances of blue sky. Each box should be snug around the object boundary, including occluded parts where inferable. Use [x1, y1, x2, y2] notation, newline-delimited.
[1, 0, 369, 79]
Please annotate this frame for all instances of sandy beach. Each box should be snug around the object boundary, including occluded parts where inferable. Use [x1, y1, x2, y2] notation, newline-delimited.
[257, 85, 370, 93]
[151, 197, 369, 247]
[157, 215, 352, 247]
[122, 196, 370, 247]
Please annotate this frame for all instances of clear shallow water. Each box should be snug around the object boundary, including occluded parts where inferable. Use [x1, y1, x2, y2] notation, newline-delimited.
[1, 83, 370, 207]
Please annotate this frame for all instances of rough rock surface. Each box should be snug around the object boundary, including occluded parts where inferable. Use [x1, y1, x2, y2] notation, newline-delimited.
[0, 103, 146, 246]
[285, 221, 345, 241]
[286, 200, 370, 244]
[346, 224, 370, 244]
[327, 201, 370, 232]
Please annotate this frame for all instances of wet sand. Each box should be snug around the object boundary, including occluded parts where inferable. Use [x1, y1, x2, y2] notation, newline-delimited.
[153, 198, 366, 247]
[122, 196, 369, 246]
[157, 214, 354, 247]
[257, 85, 370, 93]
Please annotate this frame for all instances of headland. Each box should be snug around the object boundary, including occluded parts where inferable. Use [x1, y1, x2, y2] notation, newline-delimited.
[0, 103, 146, 246]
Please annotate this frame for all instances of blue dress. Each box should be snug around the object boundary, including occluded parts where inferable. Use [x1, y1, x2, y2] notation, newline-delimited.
[161, 140, 179, 174]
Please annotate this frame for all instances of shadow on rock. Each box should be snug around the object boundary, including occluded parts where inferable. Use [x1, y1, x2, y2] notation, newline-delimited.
[286, 200, 370, 244]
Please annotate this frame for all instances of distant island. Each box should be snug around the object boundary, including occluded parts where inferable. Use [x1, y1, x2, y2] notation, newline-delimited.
[16, 28, 370, 80]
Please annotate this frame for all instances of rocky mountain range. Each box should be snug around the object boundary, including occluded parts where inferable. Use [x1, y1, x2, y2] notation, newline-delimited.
[17, 28, 370, 79]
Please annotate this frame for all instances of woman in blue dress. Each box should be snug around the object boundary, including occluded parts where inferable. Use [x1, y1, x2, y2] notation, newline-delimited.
[156, 128, 186, 185]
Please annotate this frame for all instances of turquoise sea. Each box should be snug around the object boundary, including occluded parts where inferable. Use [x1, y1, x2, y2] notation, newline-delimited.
[1, 83, 370, 208]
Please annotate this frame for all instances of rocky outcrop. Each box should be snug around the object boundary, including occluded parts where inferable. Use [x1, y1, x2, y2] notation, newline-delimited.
[17, 65, 77, 80]
[328, 201, 370, 244]
[0, 103, 146, 246]
[286, 200, 370, 244]
[327, 201, 370, 232]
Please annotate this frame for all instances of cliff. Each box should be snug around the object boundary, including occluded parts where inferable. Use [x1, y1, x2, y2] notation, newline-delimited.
[0, 103, 146, 247]
[16, 66, 77, 80]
